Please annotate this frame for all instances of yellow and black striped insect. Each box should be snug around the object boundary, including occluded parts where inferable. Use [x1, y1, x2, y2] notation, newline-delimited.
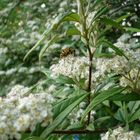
[60, 48, 74, 58]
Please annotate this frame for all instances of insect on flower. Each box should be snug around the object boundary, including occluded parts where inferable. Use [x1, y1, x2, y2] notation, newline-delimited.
[60, 47, 75, 58]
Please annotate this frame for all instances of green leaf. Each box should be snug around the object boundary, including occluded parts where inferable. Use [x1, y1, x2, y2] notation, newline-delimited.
[91, 6, 108, 23]
[109, 93, 140, 101]
[92, 0, 103, 8]
[61, 12, 80, 22]
[81, 87, 124, 121]
[101, 17, 124, 30]
[53, 90, 88, 119]
[94, 45, 115, 58]
[24, 136, 44, 140]
[94, 53, 115, 58]
[53, 87, 73, 98]
[98, 14, 133, 35]
[100, 40, 128, 59]
[124, 27, 140, 32]
[23, 29, 52, 61]
[41, 69, 52, 79]
[86, 123, 95, 131]
[129, 108, 140, 122]
[116, 13, 134, 23]
[113, 101, 122, 107]
[114, 108, 126, 122]
[134, 123, 140, 134]
[20, 133, 30, 140]
[47, 135, 59, 140]
[41, 93, 88, 138]
[39, 35, 60, 62]
[66, 27, 81, 36]
[54, 12, 81, 29]
[56, 74, 75, 85]
[128, 101, 140, 114]
[53, 91, 86, 119]
[66, 122, 84, 130]
[95, 116, 111, 123]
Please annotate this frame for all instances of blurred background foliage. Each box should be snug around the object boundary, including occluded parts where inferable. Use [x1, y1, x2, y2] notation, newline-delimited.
[0, 0, 140, 95]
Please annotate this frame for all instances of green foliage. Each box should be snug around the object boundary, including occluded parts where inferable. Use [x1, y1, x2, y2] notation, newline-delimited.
[0, 0, 140, 140]
[41, 92, 89, 138]
[81, 87, 125, 121]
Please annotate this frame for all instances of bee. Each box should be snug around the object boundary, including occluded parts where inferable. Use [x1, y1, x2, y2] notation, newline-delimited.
[60, 48, 74, 58]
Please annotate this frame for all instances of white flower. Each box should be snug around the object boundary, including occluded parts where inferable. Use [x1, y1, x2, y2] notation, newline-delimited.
[0, 48, 8, 54]
[92, 34, 140, 92]
[0, 85, 54, 139]
[7, 85, 29, 97]
[41, 3, 46, 8]
[18, 67, 28, 73]
[48, 85, 56, 92]
[50, 55, 89, 80]
[29, 67, 40, 73]
[120, 68, 140, 91]
[14, 115, 30, 131]
[0, 71, 5, 76]
[101, 127, 139, 140]
[5, 68, 17, 76]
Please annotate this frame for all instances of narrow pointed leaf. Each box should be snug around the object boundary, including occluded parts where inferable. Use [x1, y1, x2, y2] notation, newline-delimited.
[81, 87, 124, 121]
[91, 6, 108, 23]
[24, 29, 52, 61]
[116, 13, 134, 23]
[24, 136, 44, 140]
[109, 93, 140, 101]
[41, 93, 88, 138]
[54, 12, 81, 29]
[129, 108, 140, 122]
[66, 122, 84, 130]
[101, 17, 124, 30]
[56, 74, 75, 85]
[92, 0, 103, 8]
[53, 90, 86, 119]
[66, 27, 81, 36]
[124, 27, 140, 32]
[61, 13, 80, 22]
[128, 101, 140, 114]
[39, 35, 60, 62]
[101, 40, 128, 59]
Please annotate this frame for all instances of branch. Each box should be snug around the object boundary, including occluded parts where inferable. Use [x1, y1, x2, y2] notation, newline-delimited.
[52, 129, 106, 134]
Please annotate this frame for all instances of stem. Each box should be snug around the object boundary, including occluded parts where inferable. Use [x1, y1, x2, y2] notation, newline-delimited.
[122, 74, 134, 84]
[87, 45, 93, 125]
[83, 19, 93, 125]
[77, 0, 93, 126]
[51, 124, 124, 135]
[52, 129, 106, 134]
[83, 14, 93, 126]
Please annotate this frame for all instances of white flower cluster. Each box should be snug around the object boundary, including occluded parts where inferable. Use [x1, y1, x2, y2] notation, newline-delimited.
[94, 55, 128, 79]
[0, 65, 44, 95]
[0, 85, 54, 140]
[0, 47, 8, 55]
[50, 34, 140, 93]
[94, 34, 140, 92]
[101, 127, 140, 140]
[114, 34, 140, 69]
[50, 55, 89, 80]
[120, 68, 140, 91]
